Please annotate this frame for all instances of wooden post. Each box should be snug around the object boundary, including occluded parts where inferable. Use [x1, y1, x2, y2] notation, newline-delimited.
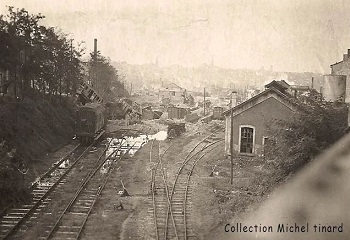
[230, 91, 237, 185]
[204, 87, 206, 116]
[230, 94, 234, 185]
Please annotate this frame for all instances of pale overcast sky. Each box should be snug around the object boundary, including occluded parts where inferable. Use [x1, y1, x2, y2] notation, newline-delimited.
[1, 0, 350, 73]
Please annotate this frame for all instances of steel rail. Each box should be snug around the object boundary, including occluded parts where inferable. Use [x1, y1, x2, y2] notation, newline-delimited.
[45, 136, 136, 240]
[44, 139, 116, 239]
[0, 144, 81, 220]
[30, 144, 82, 189]
[157, 142, 179, 240]
[163, 135, 213, 240]
[150, 141, 179, 240]
[165, 136, 223, 240]
[150, 140, 160, 240]
[1, 141, 96, 240]
[75, 142, 135, 240]
[182, 140, 223, 240]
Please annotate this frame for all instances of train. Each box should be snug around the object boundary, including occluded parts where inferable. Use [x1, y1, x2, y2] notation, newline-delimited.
[75, 103, 106, 143]
[75, 97, 143, 143]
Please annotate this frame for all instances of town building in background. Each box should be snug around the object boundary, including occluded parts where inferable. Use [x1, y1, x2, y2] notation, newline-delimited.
[330, 49, 350, 102]
[159, 83, 187, 105]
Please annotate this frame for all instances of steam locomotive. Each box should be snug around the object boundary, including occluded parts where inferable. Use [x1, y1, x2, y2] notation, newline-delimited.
[75, 103, 106, 143]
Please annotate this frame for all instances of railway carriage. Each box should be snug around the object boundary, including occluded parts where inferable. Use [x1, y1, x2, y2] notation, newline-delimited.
[75, 103, 106, 143]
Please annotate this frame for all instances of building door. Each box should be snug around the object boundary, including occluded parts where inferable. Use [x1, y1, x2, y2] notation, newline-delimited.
[240, 127, 254, 153]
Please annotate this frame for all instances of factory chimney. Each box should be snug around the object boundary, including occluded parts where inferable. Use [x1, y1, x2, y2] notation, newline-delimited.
[94, 39, 98, 62]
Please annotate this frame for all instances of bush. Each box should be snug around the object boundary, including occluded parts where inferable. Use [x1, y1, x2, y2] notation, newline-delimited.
[0, 140, 31, 209]
[267, 91, 348, 173]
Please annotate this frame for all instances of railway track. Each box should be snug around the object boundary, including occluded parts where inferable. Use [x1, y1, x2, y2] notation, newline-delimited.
[150, 135, 223, 240]
[42, 139, 134, 240]
[0, 132, 105, 240]
[0, 143, 90, 240]
[150, 140, 178, 240]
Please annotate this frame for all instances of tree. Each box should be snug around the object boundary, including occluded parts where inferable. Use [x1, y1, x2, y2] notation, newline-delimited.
[0, 6, 84, 101]
[88, 52, 127, 101]
[0, 7, 44, 99]
[267, 90, 348, 173]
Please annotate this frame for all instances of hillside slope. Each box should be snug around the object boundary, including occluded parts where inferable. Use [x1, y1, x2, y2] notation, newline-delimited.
[0, 96, 76, 209]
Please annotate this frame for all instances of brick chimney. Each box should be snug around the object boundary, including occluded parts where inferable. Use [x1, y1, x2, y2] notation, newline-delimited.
[94, 39, 97, 61]
[231, 91, 237, 107]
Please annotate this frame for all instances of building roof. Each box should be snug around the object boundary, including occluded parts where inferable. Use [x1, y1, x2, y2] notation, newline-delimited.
[330, 50, 350, 67]
[164, 82, 184, 90]
[223, 86, 299, 116]
[330, 61, 343, 67]
[264, 80, 290, 91]
[290, 85, 310, 91]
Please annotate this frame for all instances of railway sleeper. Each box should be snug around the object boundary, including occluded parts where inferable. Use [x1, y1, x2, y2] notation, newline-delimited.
[72, 204, 91, 209]
[69, 211, 88, 215]
[76, 201, 93, 207]
[33, 195, 45, 200]
[75, 201, 92, 206]
[155, 217, 168, 221]
[37, 204, 47, 209]
[0, 223, 14, 228]
[56, 227, 81, 234]
[10, 208, 29, 213]
[70, 208, 90, 214]
[54, 231, 78, 237]
[173, 186, 192, 191]
[83, 189, 97, 194]
[187, 235, 198, 239]
[172, 197, 191, 201]
[153, 209, 168, 213]
[21, 204, 35, 208]
[79, 196, 95, 201]
[172, 198, 188, 202]
[172, 211, 186, 215]
[0, 219, 17, 224]
[6, 212, 26, 217]
[33, 188, 48, 192]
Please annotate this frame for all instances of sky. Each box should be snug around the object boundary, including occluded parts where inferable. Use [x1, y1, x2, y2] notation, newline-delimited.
[1, 0, 350, 73]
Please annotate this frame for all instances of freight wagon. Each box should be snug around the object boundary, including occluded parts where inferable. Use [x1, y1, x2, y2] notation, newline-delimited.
[168, 106, 188, 119]
[212, 106, 224, 120]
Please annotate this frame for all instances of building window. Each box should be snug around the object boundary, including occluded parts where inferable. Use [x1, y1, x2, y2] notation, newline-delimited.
[239, 126, 255, 154]
[171, 91, 176, 96]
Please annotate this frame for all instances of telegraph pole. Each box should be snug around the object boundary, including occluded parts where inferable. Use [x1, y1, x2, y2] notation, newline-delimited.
[92, 39, 97, 88]
[203, 87, 206, 116]
[230, 91, 237, 185]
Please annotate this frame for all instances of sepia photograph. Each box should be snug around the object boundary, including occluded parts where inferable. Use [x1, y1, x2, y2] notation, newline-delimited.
[0, 0, 349, 239]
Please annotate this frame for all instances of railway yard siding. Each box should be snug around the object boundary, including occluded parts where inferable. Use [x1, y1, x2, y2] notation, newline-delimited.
[1, 110, 300, 240]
